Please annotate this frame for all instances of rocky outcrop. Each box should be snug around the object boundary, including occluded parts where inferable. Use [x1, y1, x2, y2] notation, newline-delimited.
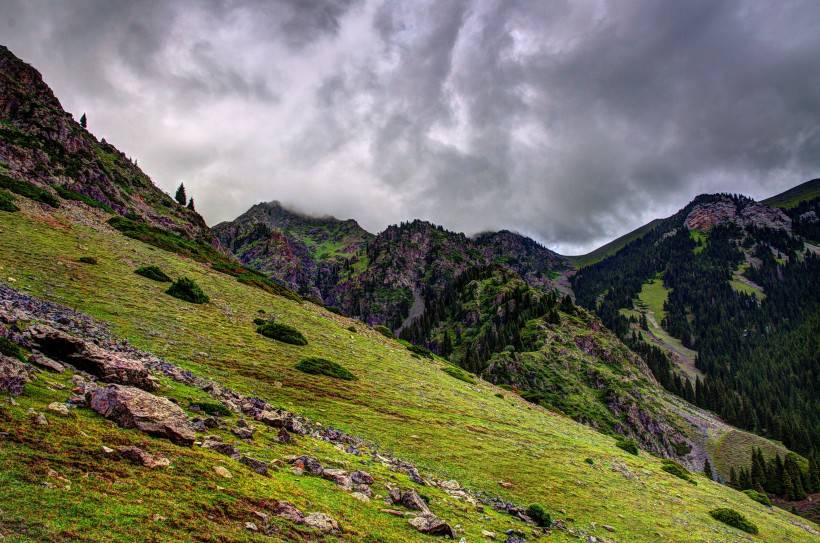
[87, 384, 195, 446]
[0, 354, 31, 395]
[684, 196, 791, 232]
[408, 514, 455, 538]
[117, 446, 170, 469]
[26, 324, 157, 390]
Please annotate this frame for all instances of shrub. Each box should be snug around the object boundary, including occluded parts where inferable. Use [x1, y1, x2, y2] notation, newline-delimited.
[708, 508, 758, 534]
[526, 504, 551, 528]
[135, 265, 172, 282]
[256, 321, 307, 346]
[295, 357, 356, 381]
[407, 343, 433, 359]
[166, 277, 209, 304]
[742, 489, 772, 507]
[584, 458, 595, 465]
[0, 173, 59, 207]
[325, 306, 342, 315]
[495, 392, 504, 398]
[442, 365, 476, 384]
[374, 325, 394, 339]
[0, 189, 18, 212]
[0, 336, 26, 362]
[347, 325, 357, 333]
[189, 401, 231, 417]
[54, 186, 112, 211]
[661, 460, 695, 483]
[253, 317, 267, 326]
[615, 437, 639, 455]
[77, 256, 98, 265]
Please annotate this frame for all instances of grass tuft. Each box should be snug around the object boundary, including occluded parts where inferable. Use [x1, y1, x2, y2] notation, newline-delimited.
[77, 256, 98, 265]
[742, 489, 772, 507]
[615, 437, 639, 455]
[442, 365, 476, 384]
[295, 357, 356, 380]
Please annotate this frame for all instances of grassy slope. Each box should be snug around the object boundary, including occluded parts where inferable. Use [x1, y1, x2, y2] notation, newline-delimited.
[761, 178, 820, 209]
[0, 201, 817, 542]
[565, 218, 663, 269]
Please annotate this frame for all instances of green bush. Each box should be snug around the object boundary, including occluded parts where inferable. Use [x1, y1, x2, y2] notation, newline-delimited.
[256, 321, 307, 346]
[526, 504, 551, 528]
[407, 343, 433, 359]
[615, 437, 639, 455]
[442, 365, 476, 384]
[374, 325, 394, 339]
[0, 336, 26, 362]
[584, 458, 595, 465]
[54, 186, 112, 211]
[661, 460, 695, 484]
[494, 392, 504, 398]
[325, 306, 342, 315]
[190, 401, 231, 417]
[77, 256, 98, 265]
[253, 317, 267, 326]
[708, 508, 758, 534]
[166, 277, 209, 304]
[0, 173, 59, 207]
[0, 189, 18, 212]
[295, 357, 356, 381]
[135, 265, 172, 282]
[742, 489, 772, 507]
[347, 325, 357, 333]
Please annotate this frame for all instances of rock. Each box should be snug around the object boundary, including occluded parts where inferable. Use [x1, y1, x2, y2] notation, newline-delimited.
[381, 509, 406, 517]
[272, 501, 305, 523]
[214, 466, 232, 478]
[353, 483, 373, 497]
[286, 417, 307, 435]
[87, 384, 195, 446]
[231, 426, 255, 440]
[255, 410, 288, 427]
[321, 468, 352, 489]
[481, 530, 496, 539]
[304, 512, 340, 533]
[28, 352, 65, 373]
[351, 492, 370, 503]
[0, 354, 31, 395]
[118, 446, 170, 468]
[291, 455, 323, 475]
[276, 427, 292, 443]
[244, 522, 258, 531]
[28, 408, 47, 426]
[498, 481, 513, 489]
[400, 489, 430, 513]
[27, 325, 156, 390]
[46, 402, 69, 416]
[101, 446, 114, 454]
[408, 514, 455, 538]
[350, 470, 374, 485]
[505, 537, 526, 543]
[440, 480, 460, 491]
[202, 436, 241, 459]
[239, 455, 269, 476]
[387, 486, 402, 504]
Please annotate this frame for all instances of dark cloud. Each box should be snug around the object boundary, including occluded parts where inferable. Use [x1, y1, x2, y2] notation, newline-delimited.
[2, 0, 819, 253]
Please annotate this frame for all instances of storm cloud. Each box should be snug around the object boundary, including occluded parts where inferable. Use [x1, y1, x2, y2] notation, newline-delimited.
[3, 0, 819, 253]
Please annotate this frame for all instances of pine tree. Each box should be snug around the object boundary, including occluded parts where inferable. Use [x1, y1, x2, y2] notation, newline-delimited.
[559, 294, 574, 314]
[175, 183, 186, 205]
[80, 113, 87, 128]
[703, 459, 713, 480]
[187, 197, 195, 211]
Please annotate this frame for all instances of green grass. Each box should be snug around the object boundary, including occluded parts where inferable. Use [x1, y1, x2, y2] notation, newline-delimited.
[0, 188, 18, 212]
[441, 365, 476, 384]
[706, 429, 799, 481]
[0, 204, 816, 542]
[0, 173, 59, 208]
[690, 229, 707, 254]
[566, 218, 663, 268]
[638, 274, 668, 322]
[730, 262, 765, 300]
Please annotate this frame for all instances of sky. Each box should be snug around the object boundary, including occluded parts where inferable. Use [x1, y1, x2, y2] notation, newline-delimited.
[3, 0, 820, 254]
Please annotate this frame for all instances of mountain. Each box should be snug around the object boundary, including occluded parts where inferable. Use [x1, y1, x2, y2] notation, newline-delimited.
[762, 178, 820, 209]
[572, 190, 820, 463]
[1, 44, 818, 540]
[0, 45, 210, 240]
[213, 201, 373, 301]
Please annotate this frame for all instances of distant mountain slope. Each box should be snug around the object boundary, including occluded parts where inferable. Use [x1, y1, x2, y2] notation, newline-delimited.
[566, 218, 664, 269]
[0, 45, 210, 240]
[763, 178, 820, 209]
[573, 191, 820, 461]
[213, 201, 372, 300]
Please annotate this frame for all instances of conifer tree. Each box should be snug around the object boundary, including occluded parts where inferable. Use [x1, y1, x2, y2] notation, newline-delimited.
[703, 459, 713, 480]
[80, 113, 87, 128]
[187, 197, 195, 211]
[175, 183, 186, 205]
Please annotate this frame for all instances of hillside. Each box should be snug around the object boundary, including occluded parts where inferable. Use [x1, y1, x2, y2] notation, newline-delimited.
[572, 192, 820, 467]
[566, 218, 664, 269]
[2, 180, 819, 542]
[762, 178, 820, 209]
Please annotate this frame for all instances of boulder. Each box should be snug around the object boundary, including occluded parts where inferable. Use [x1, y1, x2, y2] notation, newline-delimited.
[272, 501, 305, 523]
[350, 470, 374, 485]
[27, 325, 156, 390]
[28, 352, 65, 373]
[202, 436, 240, 459]
[46, 402, 69, 416]
[231, 426, 255, 440]
[408, 514, 455, 538]
[400, 489, 430, 513]
[276, 427, 292, 444]
[304, 512, 339, 533]
[255, 410, 288, 427]
[214, 465, 232, 478]
[322, 468, 352, 489]
[239, 455, 269, 476]
[291, 455, 323, 475]
[118, 446, 170, 468]
[0, 354, 31, 395]
[87, 384, 195, 446]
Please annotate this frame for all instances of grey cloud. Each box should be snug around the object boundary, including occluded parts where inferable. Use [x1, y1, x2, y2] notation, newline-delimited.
[2, 0, 819, 254]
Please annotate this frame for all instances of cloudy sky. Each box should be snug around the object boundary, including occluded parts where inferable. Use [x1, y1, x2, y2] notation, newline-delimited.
[3, 0, 819, 254]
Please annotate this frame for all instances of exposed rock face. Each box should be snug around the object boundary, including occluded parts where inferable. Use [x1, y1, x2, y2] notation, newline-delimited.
[0, 354, 31, 395]
[0, 45, 211, 240]
[408, 514, 455, 538]
[684, 196, 791, 232]
[87, 384, 195, 446]
[26, 325, 156, 390]
[304, 512, 340, 533]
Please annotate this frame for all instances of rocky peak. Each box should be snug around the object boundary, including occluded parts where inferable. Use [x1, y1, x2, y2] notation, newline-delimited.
[684, 195, 791, 232]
